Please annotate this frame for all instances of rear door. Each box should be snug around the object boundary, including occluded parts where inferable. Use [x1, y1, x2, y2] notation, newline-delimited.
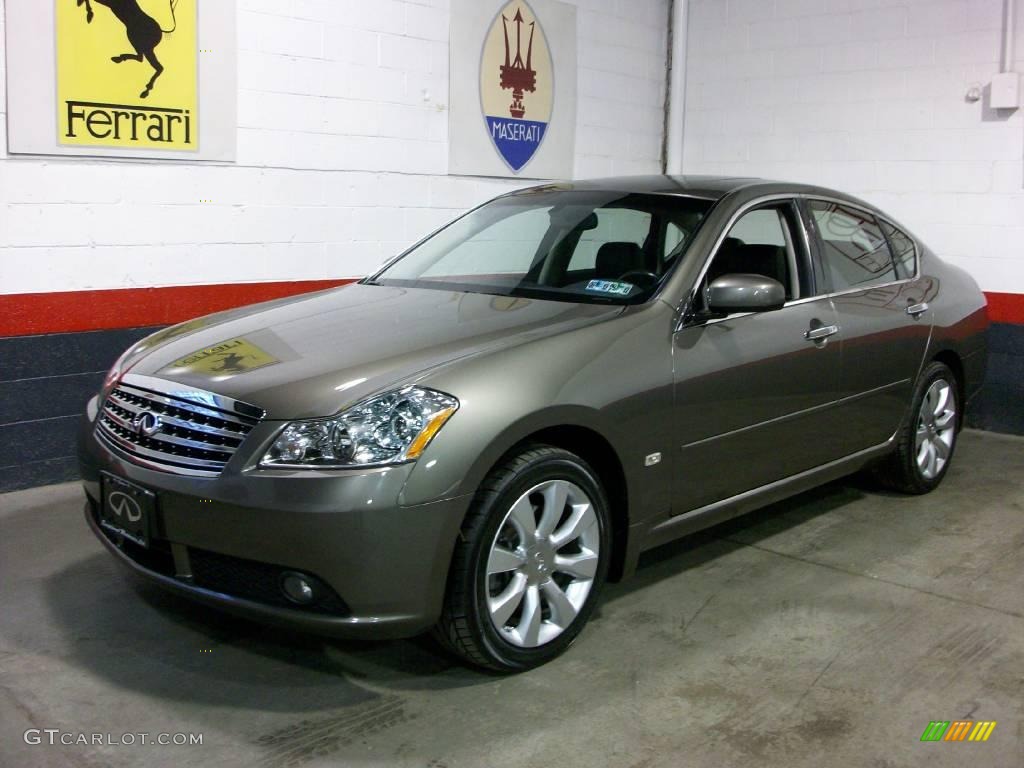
[802, 199, 933, 450]
[671, 200, 845, 513]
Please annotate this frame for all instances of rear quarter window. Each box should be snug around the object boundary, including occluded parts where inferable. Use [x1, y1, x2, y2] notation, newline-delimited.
[880, 220, 917, 279]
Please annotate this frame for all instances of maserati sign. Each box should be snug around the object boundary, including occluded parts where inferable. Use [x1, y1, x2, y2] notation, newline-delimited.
[480, 2, 553, 172]
[449, 0, 576, 179]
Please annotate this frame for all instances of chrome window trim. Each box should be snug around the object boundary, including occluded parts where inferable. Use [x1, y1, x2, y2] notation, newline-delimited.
[677, 193, 811, 330]
[677, 193, 924, 331]
[801, 195, 921, 283]
[777, 207, 802, 299]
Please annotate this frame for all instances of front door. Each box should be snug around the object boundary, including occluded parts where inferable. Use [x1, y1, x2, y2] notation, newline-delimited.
[672, 201, 845, 513]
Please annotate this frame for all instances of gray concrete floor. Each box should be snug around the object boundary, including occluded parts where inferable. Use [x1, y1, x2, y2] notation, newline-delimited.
[1, 429, 1022, 768]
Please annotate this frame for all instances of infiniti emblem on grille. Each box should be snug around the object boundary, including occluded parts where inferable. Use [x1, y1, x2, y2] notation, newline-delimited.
[133, 410, 162, 438]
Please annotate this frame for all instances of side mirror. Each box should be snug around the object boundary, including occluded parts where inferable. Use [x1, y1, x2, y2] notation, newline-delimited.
[706, 273, 786, 314]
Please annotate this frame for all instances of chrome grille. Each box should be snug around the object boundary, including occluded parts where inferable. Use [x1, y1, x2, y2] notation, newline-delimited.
[95, 373, 265, 477]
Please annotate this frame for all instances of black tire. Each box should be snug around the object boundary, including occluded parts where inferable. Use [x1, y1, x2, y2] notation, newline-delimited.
[873, 361, 960, 494]
[434, 444, 611, 672]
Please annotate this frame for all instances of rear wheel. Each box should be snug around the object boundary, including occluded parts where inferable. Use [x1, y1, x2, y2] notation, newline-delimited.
[435, 445, 611, 672]
[874, 361, 959, 494]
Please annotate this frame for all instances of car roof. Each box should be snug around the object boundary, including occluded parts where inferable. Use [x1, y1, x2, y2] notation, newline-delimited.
[516, 175, 863, 205]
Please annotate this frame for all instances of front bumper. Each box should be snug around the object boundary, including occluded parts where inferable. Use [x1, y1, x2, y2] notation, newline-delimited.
[78, 399, 472, 640]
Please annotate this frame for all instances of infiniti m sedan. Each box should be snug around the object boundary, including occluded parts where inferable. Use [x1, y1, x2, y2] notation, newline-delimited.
[79, 176, 989, 671]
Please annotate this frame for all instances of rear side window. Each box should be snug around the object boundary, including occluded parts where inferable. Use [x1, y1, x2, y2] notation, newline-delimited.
[809, 201, 897, 291]
[880, 220, 917, 279]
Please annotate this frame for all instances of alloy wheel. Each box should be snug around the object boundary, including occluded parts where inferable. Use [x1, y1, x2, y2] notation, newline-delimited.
[484, 479, 600, 648]
[915, 378, 956, 480]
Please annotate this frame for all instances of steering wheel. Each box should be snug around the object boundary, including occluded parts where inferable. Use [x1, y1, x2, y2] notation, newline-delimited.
[618, 270, 660, 287]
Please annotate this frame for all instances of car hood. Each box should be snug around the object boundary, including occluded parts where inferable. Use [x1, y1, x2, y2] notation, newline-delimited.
[122, 283, 623, 419]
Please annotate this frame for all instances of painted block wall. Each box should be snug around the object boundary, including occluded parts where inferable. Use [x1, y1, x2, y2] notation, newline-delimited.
[0, 0, 671, 490]
[1, 0, 670, 296]
[682, 0, 1024, 297]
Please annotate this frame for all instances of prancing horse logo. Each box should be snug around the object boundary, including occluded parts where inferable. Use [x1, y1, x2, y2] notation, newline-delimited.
[132, 410, 163, 438]
[107, 491, 142, 522]
[75, 0, 180, 99]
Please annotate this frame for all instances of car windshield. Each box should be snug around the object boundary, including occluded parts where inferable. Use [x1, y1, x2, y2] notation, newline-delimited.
[369, 190, 713, 304]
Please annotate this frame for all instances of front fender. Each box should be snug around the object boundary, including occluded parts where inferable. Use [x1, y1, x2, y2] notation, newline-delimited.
[399, 404, 624, 507]
[397, 300, 676, 529]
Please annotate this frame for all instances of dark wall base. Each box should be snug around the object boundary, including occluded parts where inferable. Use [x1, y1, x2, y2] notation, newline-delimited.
[1, 323, 1021, 494]
[0, 457, 80, 493]
[966, 323, 1024, 435]
[0, 326, 160, 494]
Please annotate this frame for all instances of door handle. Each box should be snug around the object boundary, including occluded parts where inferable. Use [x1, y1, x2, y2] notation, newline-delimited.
[906, 302, 929, 318]
[805, 324, 839, 341]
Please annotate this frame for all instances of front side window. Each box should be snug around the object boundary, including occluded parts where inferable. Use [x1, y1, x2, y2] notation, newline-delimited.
[704, 204, 801, 301]
[371, 191, 713, 305]
[809, 201, 897, 291]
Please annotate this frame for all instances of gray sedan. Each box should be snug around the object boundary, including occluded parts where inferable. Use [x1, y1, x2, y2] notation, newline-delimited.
[78, 176, 989, 671]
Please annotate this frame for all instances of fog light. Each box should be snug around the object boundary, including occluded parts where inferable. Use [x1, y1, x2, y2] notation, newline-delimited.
[280, 572, 316, 605]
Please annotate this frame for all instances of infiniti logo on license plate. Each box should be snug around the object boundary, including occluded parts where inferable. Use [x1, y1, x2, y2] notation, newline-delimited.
[107, 491, 142, 523]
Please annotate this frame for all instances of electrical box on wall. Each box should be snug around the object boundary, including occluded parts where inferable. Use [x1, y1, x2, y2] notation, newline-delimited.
[990, 72, 1020, 109]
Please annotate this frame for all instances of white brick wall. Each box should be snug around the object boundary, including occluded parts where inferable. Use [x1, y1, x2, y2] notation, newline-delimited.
[0, 0, 669, 296]
[683, 0, 1024, 294]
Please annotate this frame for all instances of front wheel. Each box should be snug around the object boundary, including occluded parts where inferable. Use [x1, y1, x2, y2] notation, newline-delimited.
[435, 445, 611, 672]
[874, 361, 960, 494]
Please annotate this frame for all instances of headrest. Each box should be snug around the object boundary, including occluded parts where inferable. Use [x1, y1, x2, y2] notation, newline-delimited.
[739, 245, 786, 279]
[595, 242, 646, 279]
[709, 242, 785, 285]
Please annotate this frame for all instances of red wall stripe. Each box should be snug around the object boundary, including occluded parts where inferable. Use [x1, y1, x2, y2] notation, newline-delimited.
[984, 292, 1024, 325]
[0, 280, 355, 337]
[0, 283, 1021, 337]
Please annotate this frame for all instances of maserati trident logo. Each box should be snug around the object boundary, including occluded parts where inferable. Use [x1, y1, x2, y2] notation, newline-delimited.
[107, 491, 142, 522]
[132, 410, 163, 438]
[480, 1, 553, 172]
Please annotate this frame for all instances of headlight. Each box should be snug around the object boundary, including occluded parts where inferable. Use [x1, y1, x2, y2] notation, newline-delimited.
[261, 387, 459, 468]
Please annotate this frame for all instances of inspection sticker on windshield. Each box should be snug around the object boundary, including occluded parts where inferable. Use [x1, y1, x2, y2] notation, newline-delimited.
[585, 280, 634, 296]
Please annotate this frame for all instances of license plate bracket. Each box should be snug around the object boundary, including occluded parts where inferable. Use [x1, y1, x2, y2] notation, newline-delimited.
[100, 473, 155, 548]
